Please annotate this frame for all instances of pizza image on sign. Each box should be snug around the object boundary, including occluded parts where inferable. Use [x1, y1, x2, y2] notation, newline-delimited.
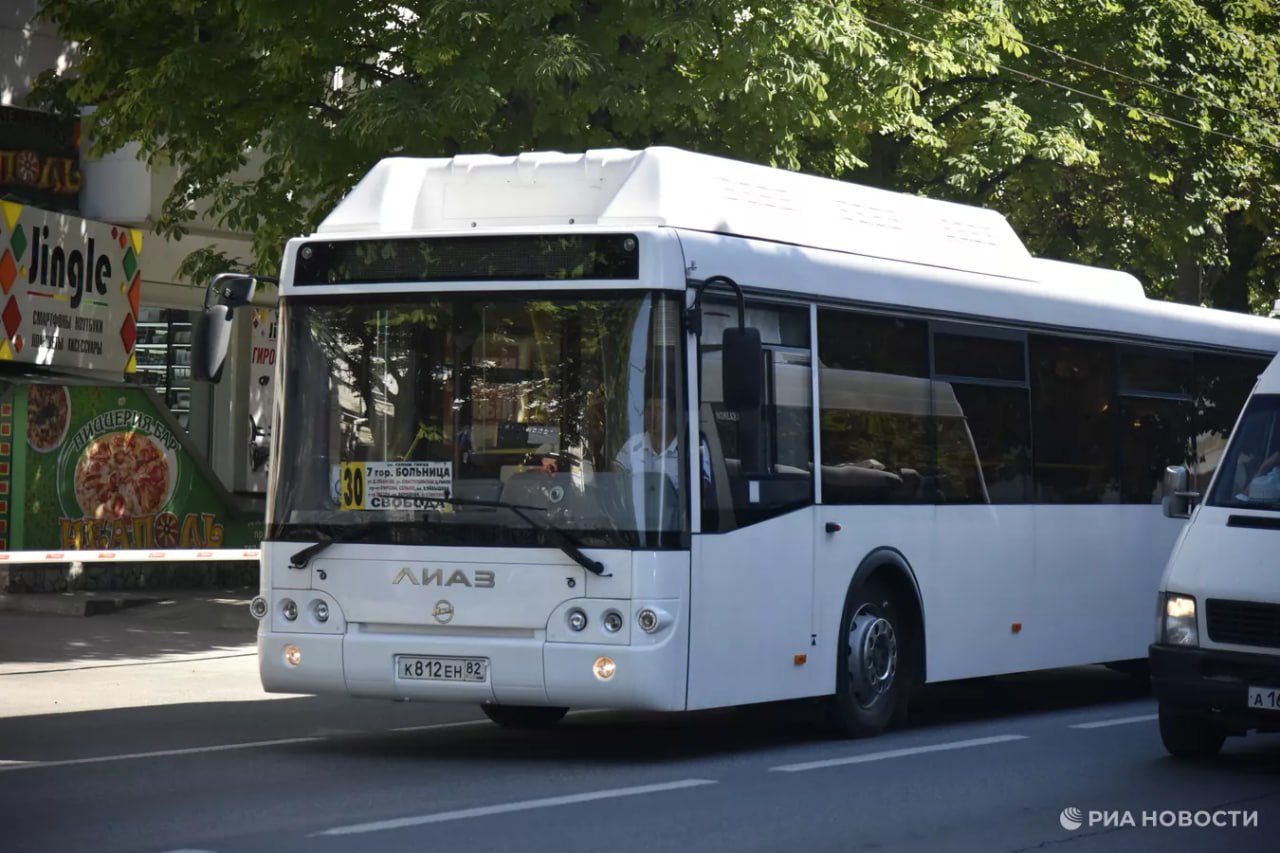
[72, 431, 176, 518]
[27, 384, 71, 452]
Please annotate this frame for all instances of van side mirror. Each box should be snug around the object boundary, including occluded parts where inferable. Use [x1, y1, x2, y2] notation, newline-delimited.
[1161, 465, 1200, 519]
[721, 325, 763, 411]
[193, 272, 274, 384]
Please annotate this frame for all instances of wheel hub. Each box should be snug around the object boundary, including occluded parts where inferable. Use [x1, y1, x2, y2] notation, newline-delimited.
[847, 608, 897, 707]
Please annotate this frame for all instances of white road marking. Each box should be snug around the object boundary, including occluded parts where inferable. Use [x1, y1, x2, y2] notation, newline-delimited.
[769, 734, 1029, 773]
[312, 778, 719, 836]
[0, 719, 492, 773]
[1068, 714, 1158, 729]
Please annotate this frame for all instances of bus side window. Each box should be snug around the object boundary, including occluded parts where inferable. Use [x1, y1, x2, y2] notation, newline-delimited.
[699, 300, 813, 532]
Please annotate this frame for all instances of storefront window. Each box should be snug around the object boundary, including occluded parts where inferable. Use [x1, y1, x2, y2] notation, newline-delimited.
[133, 307, 194, 429]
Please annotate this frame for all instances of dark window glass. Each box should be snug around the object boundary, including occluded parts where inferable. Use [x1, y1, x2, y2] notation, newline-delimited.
[1208, 394, 1280, 509]
[1030, 336, 1119, 503]
[293, 234, 640, 285]
[1119, 349, 1192, 397]
[818, 311, 933, 504]
[817, 311, 929, 377]
[934, 334, 1026, 382]
[943, 384, 1032, 503]
[1119, 397, 1194, 503]
[1192, 353, 1271, 492]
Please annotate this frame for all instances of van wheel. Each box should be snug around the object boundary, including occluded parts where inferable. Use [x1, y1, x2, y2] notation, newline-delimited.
[480, 704, 568, 729]
[1158, 704, 1224, 758]
[828, 577, 909, 738]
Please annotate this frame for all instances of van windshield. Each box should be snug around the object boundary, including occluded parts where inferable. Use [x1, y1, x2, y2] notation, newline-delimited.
[1208, 394, 1280, 511]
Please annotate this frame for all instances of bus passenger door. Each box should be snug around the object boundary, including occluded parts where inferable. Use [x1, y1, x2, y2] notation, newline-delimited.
[687, 333, 820, 709]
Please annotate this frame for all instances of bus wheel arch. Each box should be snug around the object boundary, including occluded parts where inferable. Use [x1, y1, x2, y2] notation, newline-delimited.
[828, 549, 925, 737]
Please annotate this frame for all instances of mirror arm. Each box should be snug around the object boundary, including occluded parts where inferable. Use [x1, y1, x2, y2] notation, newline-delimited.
[685, 274, 746, 337]
[203, 272, 279, 311]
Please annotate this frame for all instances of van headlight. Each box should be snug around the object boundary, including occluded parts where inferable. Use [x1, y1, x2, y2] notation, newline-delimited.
[1159, 593, 1198, 647]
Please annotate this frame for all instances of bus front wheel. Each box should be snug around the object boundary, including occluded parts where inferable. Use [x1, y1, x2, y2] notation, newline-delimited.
[829, 577, 909, 738]
[480, 704, 568, 729]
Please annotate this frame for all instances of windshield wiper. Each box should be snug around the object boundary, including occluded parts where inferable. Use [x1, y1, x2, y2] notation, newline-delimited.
[287, 519, 427, 569]
[437, 497, 607, 576]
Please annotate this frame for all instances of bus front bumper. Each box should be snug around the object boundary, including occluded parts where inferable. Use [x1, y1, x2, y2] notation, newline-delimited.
[259, 626, 687, 712]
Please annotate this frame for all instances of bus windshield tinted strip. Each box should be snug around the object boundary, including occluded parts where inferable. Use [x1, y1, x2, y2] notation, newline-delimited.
[293, 234, 640, 285]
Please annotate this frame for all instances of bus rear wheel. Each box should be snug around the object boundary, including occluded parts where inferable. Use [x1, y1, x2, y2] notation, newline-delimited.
[480, 704, 568, 729]
[829, 577, 910, 738]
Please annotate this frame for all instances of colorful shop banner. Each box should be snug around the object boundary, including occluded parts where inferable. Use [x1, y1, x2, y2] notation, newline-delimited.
[19, 384, 261, 550]
[0, 201, 141, 380]
[0, 106, 82, 214]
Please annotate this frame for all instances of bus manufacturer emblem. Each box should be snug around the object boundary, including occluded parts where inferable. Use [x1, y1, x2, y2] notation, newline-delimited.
[432, 600, 454, 624]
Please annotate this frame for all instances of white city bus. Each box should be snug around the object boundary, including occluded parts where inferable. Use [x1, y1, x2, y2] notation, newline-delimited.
[197, 147, 1280, 736]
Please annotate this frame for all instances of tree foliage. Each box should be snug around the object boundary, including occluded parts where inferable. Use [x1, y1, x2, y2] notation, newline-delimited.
[31, 0, 1280, 311]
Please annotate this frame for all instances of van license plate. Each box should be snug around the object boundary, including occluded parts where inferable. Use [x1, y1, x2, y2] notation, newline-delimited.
[1247, 686, 1280, 711]
[396, 656, 488, 682]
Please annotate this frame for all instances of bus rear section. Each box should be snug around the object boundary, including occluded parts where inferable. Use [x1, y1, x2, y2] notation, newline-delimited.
[1151, 354, 1280, 757]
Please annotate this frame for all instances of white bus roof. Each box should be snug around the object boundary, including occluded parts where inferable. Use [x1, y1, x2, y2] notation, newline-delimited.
[317, 146, 1036, 282]
[311, 147, 1278, 355]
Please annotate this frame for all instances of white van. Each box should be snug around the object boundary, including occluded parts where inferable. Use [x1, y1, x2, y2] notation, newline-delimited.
[1152, 353, 1280, 757]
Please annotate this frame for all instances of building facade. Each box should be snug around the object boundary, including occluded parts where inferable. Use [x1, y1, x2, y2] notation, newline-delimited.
[1, 3, 270, 586]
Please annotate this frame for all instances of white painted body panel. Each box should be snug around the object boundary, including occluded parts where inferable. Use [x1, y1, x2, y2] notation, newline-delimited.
[688, 511, 818, 708]
[257, 542, 691, 711]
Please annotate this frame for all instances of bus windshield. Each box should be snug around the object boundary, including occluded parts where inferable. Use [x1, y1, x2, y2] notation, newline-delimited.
[1208, 393, 1280, 511]
[270, 291, 688, 549]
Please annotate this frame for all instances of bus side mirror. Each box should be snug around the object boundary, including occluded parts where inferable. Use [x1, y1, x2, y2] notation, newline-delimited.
[1161, 465, 1200, 519]
[721, 326, 763, 411]
[193, 272, 271, 384]
[194, 304, 234, 383]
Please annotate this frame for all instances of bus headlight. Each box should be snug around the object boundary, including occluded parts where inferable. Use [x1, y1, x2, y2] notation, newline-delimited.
[249, 596, 268, 620]
[313, 600, 329, 623]
[567, 608, 588, 632]
[1160, 593, 1198, 647]
[282, 599, 298, 622]
[637, 608, 660, 633]
[284, 644, 302, 667]
[593, 656, 616, 680]
[602, 610, 623, 633]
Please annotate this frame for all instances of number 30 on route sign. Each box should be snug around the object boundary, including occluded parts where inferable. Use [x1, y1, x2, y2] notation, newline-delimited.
[339, 462, 366, 510]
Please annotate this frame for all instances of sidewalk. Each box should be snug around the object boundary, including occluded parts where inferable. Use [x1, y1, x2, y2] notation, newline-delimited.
[0, 588, 270, 717]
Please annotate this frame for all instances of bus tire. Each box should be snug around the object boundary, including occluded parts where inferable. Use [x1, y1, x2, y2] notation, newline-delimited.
[1158, 704, 1225, 759]
[480, 704, 568, 729]
[829, 576, 909, 738]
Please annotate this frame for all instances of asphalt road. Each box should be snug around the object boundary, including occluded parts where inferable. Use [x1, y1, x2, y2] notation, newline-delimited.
[2, 608, 1277, 853]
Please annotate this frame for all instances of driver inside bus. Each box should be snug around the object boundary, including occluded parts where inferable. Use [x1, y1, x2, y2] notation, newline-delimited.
[614, 392, 713, 498]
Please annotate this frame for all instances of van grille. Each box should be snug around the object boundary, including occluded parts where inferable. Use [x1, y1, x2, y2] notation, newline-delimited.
[1205, 599, 1280, 650]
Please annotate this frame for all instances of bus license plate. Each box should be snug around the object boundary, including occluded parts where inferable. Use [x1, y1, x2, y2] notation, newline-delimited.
[1247, 686, 1280, 711]
[396, 655, 488, 683]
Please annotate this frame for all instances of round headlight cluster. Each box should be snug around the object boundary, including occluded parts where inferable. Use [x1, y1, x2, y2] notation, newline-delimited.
[637, 608, 660, 633]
